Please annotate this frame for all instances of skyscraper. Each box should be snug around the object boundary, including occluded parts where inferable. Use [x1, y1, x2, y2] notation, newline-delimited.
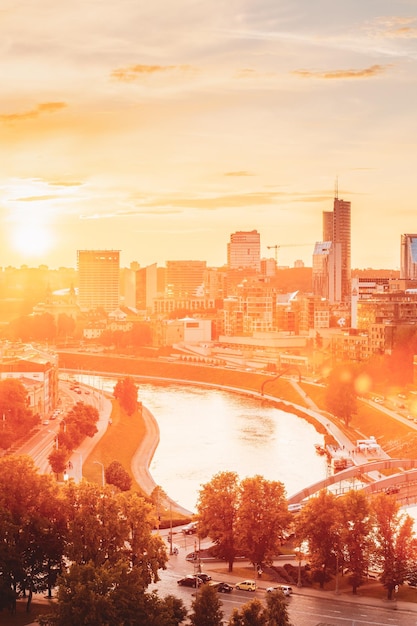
[312, 193, 351, 303]
[400, 234, 417, 280]
[77, 250, 120, 312]
[227, 230, 261, 271]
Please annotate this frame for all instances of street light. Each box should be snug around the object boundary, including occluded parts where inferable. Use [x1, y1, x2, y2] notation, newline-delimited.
[94, 460, 105, 487]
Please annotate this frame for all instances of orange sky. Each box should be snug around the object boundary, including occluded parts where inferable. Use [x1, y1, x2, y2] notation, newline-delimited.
[1, 2, 416, 270]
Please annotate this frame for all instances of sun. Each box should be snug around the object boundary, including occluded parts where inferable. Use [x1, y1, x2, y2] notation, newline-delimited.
[11, 221, 54, 258]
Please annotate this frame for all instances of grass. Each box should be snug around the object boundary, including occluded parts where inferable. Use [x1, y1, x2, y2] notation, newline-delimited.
[82, 400, 146, 492]
[0, 596, 54, 626]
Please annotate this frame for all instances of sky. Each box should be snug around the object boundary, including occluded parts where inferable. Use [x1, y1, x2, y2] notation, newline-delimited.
[1, 0, 417, 271]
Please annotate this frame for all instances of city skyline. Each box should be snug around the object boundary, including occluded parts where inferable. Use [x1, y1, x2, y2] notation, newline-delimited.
[1, 1, 416, 271]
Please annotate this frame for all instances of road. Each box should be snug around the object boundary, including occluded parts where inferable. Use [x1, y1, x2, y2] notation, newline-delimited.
[150, 526, 417, 625]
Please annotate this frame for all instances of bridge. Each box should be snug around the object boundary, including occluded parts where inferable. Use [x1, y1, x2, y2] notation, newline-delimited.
[288, 459, 417, 508]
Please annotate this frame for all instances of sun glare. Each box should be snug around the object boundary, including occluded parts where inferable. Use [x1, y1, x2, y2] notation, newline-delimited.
[11, 222, 53, 258]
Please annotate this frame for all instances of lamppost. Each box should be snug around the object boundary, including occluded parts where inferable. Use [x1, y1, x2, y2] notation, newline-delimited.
[94, 460, 105, 487]
[296, 547, 303, 588]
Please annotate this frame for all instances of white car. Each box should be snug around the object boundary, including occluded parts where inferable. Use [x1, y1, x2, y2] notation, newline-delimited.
[266, 584, 293, 596]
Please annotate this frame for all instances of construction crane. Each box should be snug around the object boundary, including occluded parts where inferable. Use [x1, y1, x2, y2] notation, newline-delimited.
[267, 243, 315, 266]
[267, 245, 280, 264]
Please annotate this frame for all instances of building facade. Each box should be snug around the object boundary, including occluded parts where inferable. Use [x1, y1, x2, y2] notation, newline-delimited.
[401, 234, 417, 280]
[227, 230, 261, 272]
[77, 250, 120, 312]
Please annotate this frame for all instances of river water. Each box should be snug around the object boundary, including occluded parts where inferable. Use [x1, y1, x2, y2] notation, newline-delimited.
[80, 377, 328, 512]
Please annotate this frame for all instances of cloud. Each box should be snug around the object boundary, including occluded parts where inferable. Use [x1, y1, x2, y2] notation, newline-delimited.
[111, 63, 197, 82]
[224, 171, 254, 177]
[0, 102, 67, 123]
[293, 64, 389, 80]
[367, 16, 417, 39]
[13, 195, 60, 202]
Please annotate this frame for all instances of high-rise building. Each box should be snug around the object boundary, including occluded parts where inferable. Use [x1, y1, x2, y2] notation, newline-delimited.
[312, 194, 351, 303]
[166, 260, 207, 298]
[227, 230, 261, 271]
[77, 250, 120, 312]
[400, 234, 417, 279]
[333, 197, 351, 302]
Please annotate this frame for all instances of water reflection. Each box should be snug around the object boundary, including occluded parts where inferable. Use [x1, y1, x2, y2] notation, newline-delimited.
[78, 377, 327, 512]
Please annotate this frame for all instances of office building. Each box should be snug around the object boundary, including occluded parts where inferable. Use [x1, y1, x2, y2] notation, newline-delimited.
[312, 195, 351, 303]
[77, 250, 120, 312]
[165, 260, 207, 299]
[401, 234, 417, 280]
[227, 230, 261, 271]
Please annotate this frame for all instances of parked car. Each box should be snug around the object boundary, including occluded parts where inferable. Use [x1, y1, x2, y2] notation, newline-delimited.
[182, 522, 198, 535]
[235, 580, 256, 592]
[266, 584, 293, 596]
[191, 572, 212, 583]
[177, 575, 202, 587]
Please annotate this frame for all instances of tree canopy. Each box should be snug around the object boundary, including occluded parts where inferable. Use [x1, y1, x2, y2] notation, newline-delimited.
[113, 377, 138, 416]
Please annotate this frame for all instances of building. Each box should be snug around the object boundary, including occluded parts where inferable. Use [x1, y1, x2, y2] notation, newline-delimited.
[312, 195, 351, 303]
[77, 250, 120, 313]
[166, 260, 207, 299]
[401, 234, 417, 280]
[0, 342, 59, 416]
[227, 230, 261, 272]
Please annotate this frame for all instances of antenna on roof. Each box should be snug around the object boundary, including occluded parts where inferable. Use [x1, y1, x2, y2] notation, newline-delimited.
[335, 176, 339, 199]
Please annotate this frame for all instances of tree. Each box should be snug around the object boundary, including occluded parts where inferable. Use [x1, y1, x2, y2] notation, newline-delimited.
[48, 447, 69, 477]
[228, 598, 266, 626]
[236, 475, 291, 569]
[196, 471, 240, 572]
[189, 583, 224, 626]
[0, 378, 38, 447]
[295, 490, 343, 588]
[325, 364, 358, 427]
[105, 460, 132, 491]
[371, 493, 415, 599]
[264, 589, 292, 626]
[340, 490, 371, 594]
[0, 455, 66, 610]
[113, 377, 138, 416]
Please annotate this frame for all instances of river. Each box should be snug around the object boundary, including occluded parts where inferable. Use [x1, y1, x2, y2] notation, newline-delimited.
[79, 377, 328, 512]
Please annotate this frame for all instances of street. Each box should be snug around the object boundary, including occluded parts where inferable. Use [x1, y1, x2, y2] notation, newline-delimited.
[151, 527, 417, 625]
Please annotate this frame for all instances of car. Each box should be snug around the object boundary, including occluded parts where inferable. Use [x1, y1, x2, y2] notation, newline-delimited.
[191, 572, 211, 583]
[177, 575, 202, 587]
[386, 486, 400, 495]
[266, 584, 293, 596]
[235, 580, 256, 592]
[42, 419, 50, 425]
[217, 582, 233, 593]
[182, 522, 198, 535]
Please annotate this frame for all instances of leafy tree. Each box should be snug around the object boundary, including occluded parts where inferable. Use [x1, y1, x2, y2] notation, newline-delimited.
[48, 447, 69, 477]
[371, 493, 415, 599]
[236, 475, 291, 569]
[0, 378, 38, 447]
[113, 376, 138, 416]
[0, 455, 66, 610]
[228, 598, 267, 626]
[264, 589, 292, 626]
[340, 490, 371, 594]
[105, 460, 132, 491]
[325, 364, 358, 427]
[189, 583, 224, 626]
[196, 471, 240, 572]
[295, 490, 343, 588]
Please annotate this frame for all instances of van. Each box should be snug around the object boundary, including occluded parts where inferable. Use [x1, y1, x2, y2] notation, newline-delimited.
[266, 584, 293, 596]
[235, 580, 256, 592]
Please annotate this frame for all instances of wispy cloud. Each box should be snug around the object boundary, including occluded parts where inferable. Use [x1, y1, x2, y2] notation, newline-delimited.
[13, 195, 60, 202]
[367, 16, 417, 39]
[0, 102, 67, 123]
[224, 171, 255, 177]
[293, 64, 389, 80]
[111, 63, 197, 82]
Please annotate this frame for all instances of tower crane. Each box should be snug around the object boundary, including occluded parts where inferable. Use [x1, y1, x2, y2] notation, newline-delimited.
[267, 245, 280, 264]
